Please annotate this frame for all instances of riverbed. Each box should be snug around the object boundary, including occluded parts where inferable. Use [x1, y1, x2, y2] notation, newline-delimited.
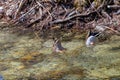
[0, 25, 120, 80]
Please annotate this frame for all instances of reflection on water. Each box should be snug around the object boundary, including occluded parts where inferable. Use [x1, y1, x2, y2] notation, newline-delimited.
[0, 29, 120, 80]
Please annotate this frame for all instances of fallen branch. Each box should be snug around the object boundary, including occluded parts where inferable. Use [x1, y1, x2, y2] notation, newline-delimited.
[50, 0, 108, 24]
[50, 11, 98, 24]
[25, 17, 42, 28]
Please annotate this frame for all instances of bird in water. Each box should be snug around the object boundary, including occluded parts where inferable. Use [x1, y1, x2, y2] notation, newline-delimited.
[52, 38, 66, 53]
[85, 29, 100, 47]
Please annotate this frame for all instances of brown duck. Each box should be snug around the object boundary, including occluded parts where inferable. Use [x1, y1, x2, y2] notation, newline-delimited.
[52, 38, 66, 53]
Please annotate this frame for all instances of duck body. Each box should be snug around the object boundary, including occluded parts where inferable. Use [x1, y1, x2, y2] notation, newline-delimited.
[86, 35, 96, 47]
[53, 39, 66, 53]
[85, 29, 99, 47]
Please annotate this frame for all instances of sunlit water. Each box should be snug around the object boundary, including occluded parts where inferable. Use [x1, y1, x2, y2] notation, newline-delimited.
[0, 28, 120, 80]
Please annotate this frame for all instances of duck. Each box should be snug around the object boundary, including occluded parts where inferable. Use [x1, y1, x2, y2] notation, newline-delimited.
[52, 38, 66, 53]
[85, 29, 100, 47]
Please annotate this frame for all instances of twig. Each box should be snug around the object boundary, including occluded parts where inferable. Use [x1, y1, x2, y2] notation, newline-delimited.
[14, 0, 26, 19]
[25, 1, 53, 28]
[87, 0, 103, 18]
[50, 0, 108, 24]
[14, 5, 38, 23]
[114, 9, 120, 15]
[36, 1, 53, 20]
[101, 10, 111, 20]
[107, 5, 120, 9]
[50, 11, 97, 24]
[106, 26, 120, 34]
[25, 16, 42, 28]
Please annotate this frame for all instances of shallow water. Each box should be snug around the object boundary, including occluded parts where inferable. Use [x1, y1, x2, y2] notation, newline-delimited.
[0, 28, 120, 80]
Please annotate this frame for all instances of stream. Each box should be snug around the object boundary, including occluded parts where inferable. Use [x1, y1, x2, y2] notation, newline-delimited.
[0, 26, 120, 80]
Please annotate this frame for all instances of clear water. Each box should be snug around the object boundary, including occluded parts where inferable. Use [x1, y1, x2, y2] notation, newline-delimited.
[0, 28, 120, 80]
